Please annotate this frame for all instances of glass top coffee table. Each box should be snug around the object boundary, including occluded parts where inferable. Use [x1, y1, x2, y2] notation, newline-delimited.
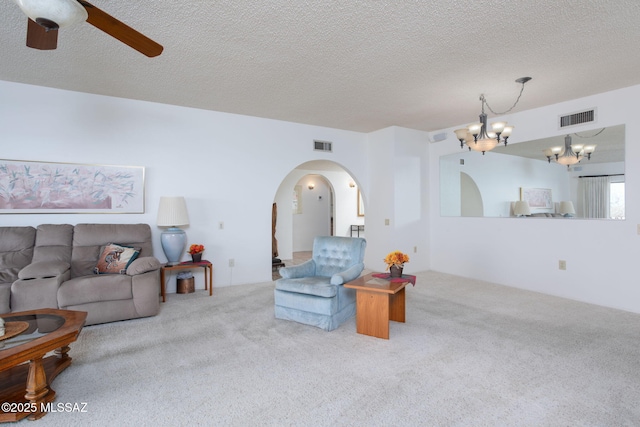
[0, 309, 87, 422]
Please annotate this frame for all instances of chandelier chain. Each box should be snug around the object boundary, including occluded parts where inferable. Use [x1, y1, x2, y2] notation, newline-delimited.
[482, 81, 527, 116]
[573, 128, 605, 138]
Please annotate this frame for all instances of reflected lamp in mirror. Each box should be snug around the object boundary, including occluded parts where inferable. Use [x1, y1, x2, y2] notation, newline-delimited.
[544, 135, 597, 166]
[157, 196, 190, 265]
[559, 201, 576, 217]
[513, 201, 531, 217]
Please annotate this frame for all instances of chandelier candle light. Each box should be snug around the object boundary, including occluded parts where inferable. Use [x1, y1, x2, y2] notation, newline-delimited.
[454, 77, 532, 155]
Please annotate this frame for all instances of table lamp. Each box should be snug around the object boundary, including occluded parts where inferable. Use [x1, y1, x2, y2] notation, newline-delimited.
[157, 196, 189, 265]
[513, 201, 531, 217]
[559, 201, 576, 217]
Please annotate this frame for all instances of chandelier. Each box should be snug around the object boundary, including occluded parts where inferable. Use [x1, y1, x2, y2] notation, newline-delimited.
[454, 77, 532, 155]
[543, 134, 597, 166]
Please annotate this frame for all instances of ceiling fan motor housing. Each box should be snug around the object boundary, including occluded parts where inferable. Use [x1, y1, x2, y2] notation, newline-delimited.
[14, 0, 88, 28]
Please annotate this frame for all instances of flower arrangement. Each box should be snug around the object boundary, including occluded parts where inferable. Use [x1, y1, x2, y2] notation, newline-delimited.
[187, 244, 205, 255]
[384, 250, 409, 270]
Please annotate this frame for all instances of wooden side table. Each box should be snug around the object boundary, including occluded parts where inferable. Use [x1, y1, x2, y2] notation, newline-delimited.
[160, 260, 213, 302]
[344, 273, 410, 339]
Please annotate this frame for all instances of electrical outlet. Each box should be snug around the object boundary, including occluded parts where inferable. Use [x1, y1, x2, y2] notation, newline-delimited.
[413, 246, 417, 253]
[385, 219, 390, 226]
[559, 260, 566, 270]
[219, 222, 224, 229]
[637, 224, 640, 235]
[229, 259, 235, 267]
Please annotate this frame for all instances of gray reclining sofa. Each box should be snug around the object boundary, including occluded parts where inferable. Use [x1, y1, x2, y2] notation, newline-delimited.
[0, 223, 161, 325]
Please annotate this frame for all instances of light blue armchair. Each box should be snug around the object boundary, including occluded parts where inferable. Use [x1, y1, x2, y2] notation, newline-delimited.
[274, 236, 366, 331]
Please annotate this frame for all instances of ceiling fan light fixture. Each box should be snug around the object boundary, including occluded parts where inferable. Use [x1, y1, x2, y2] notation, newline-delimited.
[14, 0, 88, 28]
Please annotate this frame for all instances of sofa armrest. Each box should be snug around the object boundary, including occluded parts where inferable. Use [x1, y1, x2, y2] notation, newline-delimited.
[330, 262, 365, 285]
[126, 257, 161, 276]
[18, 261, 70, 280]
[279, 259, 316, 279]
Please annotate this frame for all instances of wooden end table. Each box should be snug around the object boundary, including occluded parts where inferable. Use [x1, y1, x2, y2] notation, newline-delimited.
[160, 260, 213, 302]
[0, 309, 87, 422]
[344, 273, 410, 339]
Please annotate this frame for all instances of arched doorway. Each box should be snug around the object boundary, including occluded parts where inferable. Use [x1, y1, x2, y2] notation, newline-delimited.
[272, 160, 363, 276]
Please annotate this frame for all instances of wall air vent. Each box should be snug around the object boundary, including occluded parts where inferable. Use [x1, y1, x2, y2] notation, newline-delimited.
[559, 108, 596, 128]
[314, 140, 332, 152]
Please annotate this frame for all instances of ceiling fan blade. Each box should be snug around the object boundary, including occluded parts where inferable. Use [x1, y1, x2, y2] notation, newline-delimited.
[26, 18, 58, 50]
[78, 0, 163, 57]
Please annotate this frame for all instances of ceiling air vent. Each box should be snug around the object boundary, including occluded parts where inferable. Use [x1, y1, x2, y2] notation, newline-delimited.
[559, 108, 596, 128]
[314, 140, 332, 152]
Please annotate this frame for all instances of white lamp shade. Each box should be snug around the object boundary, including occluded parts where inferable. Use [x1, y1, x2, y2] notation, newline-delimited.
[14, 0, 88, 27]
[157, 197, 189, 227]
[514, 201, 531, 216]
[559, 201, 576, 215]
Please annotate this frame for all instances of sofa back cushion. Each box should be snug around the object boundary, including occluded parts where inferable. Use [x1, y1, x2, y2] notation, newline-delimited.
[0, 226, 36, 285]
[71, 224, 153, 278]
[312, 236, 366, 278]
[32, 224, 73, 264]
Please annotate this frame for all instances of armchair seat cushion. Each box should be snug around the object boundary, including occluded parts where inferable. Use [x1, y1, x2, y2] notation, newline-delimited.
[275, 277, 337, 298]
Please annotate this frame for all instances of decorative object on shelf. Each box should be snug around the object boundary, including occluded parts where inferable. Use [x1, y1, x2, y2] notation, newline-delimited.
[384, 250, 409, 277]
[513, 200, 531, 217]
[157, 196, 190, 265]
[187, 244, 205, 263]
[543, 134, 597, 166]
[0, 317, 4, 336]
[454, 77, 532, 155]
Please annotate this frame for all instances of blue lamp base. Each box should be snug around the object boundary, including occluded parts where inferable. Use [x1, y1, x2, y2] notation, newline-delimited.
[160, 227, 186, 265]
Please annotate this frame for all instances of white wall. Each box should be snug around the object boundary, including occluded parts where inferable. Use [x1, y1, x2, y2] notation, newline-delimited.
[430, 85, 640, 313]
[0, 81, 369, 292]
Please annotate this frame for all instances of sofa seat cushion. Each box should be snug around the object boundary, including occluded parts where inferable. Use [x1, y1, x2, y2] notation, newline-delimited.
[58, 274, 133, 307]
[275, 276, 337, 298]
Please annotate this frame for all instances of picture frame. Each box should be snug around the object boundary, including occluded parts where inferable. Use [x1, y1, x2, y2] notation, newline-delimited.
[357, 189, 365, 217]
[0, 159, 145, 214]
[520, 187, 553, 209]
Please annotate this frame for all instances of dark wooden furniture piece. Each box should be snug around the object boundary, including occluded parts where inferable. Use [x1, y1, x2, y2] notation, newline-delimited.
[0, 309, 87, 422]
[160, 260, 213, 302]
[344, 273, 409, 339]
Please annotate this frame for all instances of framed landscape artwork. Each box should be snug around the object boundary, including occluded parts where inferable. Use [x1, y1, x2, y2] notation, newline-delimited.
[520, 187, 553, 209]
[0, 159, 145, 214]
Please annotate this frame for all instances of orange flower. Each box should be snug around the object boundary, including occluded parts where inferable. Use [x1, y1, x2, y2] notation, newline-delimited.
[384, 250, 409, 270]
[187, 244, 205, 254]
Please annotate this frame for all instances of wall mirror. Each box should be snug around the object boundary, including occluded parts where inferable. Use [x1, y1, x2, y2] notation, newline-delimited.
[440, 124, 625, 219]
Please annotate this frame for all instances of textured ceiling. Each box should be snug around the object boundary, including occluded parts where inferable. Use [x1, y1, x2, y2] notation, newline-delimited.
[2, 1, 640, 133]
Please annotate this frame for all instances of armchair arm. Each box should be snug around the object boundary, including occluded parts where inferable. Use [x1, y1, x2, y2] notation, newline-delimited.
[279, 259, 316, 279]
[127, 257, 162, 276]
[330, 262, 365, 285]
[18, 261, 70, 280]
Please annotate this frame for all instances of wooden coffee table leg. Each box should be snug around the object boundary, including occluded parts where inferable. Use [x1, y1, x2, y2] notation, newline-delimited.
[25, 357, 50, 420]
[389, 287, 406, 323]
[355, 290, 390, 339]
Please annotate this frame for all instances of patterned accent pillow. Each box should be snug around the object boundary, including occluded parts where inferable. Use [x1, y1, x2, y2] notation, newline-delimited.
[94, 244, 140, 275]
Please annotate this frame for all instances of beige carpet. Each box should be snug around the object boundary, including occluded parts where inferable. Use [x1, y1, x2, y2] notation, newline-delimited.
[31, 271, 640, 426]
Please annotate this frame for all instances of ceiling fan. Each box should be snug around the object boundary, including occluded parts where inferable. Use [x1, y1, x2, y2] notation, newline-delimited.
[13, 0, 163, 57]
